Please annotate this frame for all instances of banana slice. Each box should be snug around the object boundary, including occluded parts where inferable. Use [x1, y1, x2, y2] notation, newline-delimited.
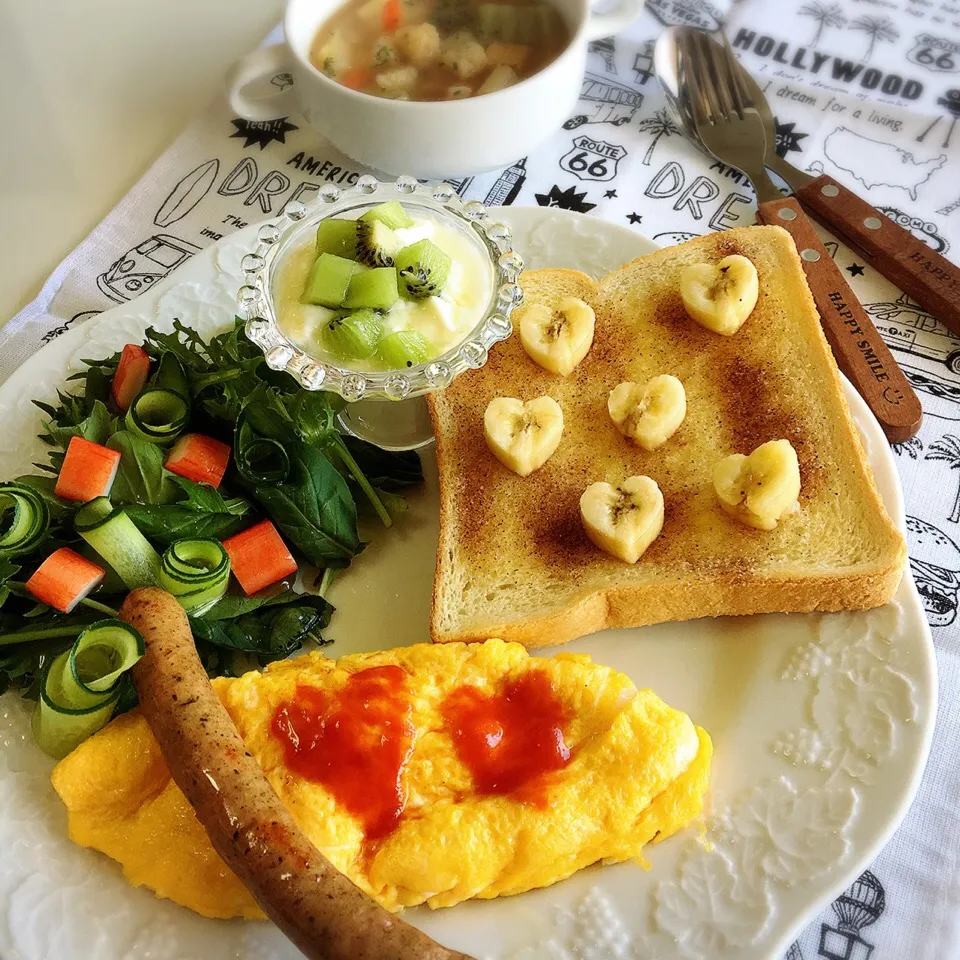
[608, 375, 686, 451]
[680, 254, 759, 336]
[519, 297, 596, 376]
[713, 439, 801, 530]
[484, 396, 564, 477]
[580, 475, 664, 564]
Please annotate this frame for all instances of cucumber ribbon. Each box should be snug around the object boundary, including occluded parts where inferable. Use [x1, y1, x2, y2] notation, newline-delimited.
[0, 483, 50, 558]
[32, 619, 144, 759]
[125, 387, 189, 446]
[159, 538, 230, 614]
[76, 498, 161, 589]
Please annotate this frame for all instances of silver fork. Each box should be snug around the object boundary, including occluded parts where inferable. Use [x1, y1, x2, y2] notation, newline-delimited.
[679, 30, 784, 205]
[673, 28, 921, 442]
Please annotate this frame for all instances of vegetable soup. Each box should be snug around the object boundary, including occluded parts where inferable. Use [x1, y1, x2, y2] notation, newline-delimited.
[309, 0, 570, 101]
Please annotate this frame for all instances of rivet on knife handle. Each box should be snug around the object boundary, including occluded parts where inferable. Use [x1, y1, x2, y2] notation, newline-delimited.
[796, 174, 960, 337]
[756, 197, 922, 442]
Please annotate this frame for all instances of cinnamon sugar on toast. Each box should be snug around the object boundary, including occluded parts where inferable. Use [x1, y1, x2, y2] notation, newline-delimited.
[428, 226, 905, 647]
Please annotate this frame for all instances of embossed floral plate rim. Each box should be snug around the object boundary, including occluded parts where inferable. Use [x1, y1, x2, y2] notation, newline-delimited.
[0, 207, 936, 960]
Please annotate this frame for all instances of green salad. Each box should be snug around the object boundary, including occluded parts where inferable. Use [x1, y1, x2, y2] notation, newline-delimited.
[0, 316, 422, 757]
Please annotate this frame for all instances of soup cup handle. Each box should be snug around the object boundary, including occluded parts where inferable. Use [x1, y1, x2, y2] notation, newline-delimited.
[226, 44, 298, 122]
[584, 0, 644, 41]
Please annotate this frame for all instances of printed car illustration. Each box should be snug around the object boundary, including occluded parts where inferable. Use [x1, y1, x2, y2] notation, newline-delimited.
[97, 234, 201, 303]
[869, 293, 960, 375]
[563, 74, 643, 129]
[907, 516, 960, 627]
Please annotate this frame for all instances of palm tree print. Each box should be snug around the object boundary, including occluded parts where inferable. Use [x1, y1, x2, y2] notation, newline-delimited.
[849, 15, 899, 62]
[892, 436, 923, 460]
[798, 2, 847, 46]
[637, 108, 680, 166]
[926, 435, 960, 522]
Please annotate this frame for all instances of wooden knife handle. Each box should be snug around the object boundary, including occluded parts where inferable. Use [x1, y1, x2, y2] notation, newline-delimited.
[756, 197, 922, 442]
[796, 174, 960, 336]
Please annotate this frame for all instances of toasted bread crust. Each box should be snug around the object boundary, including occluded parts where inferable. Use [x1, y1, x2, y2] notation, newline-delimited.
[429, 227, 906, 647]
[431, 565, 905, 647]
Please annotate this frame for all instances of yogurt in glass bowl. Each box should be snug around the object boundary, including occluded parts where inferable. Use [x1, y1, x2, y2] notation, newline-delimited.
[238, 175, 523, 448]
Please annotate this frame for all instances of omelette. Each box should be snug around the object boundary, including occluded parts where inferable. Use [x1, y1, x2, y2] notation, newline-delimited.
[51, 639, 711, 918]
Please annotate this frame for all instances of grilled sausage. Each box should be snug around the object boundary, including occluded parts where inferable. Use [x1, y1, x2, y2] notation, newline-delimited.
[122, 587, 475, 960]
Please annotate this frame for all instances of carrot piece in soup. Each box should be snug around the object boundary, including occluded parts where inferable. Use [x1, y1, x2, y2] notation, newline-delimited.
[382, 0, 402, 32]
[342, 67, 375, 89]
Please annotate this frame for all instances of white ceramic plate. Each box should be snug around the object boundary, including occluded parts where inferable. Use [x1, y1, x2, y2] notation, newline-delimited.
[0, 208, 936, 960]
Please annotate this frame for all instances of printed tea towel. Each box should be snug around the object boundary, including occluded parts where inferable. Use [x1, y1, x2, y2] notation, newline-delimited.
[2, 1, 960, 957]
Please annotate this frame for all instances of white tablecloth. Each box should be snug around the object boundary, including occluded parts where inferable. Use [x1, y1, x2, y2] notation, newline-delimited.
[2, 1, 959, 956]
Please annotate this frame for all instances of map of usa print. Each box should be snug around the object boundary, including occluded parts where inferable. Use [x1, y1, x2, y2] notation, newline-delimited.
[823, 127, 946, 200]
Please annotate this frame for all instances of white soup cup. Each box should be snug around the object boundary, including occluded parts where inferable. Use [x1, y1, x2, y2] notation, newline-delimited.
[226, 0, 642, 178]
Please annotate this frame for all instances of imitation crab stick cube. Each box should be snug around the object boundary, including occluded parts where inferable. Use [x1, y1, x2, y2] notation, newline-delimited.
[54, 436, 122, 503]
[111, 344, 151, 411]
[223, 521, 298, 595]
[26, 547, 105, 613]
[164, 434, 231, 489]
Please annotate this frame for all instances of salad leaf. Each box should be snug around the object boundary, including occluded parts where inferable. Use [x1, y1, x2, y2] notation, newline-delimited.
[33, 399, 118, 474]
[74, 353, 122, 389]
[14, 474, 74, 519]
[282, 391, 343, 443]
[341, 435, 424, 491]
[0, 637, 74, 698]
[124, 504, 248, 545]
[106, 431, 178, 505]
[34, 390, 94, 434]
[0, 608, 101, 646]
[167, 475, 249, 514]
[234, 400, 294, 484]
[191, 592, 333, 657]
[125, 477, 250, 545]
[240, 441, 361, 567]
[42, 399, 115, 448]
[0, 314, 422, 711]
[144, 319, 266, 423]
[0, 560, 19, 611]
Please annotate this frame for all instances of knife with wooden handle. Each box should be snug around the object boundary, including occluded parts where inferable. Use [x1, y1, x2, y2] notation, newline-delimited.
[794, 174, 960, 336]
[755, 197, 923, 443]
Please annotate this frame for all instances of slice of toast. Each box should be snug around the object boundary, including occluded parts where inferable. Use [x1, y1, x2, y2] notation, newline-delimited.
[428, 226, 906, 647]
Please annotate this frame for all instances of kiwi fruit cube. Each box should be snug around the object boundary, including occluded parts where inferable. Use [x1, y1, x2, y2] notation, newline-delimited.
[303, 253, 359, 307]
[395, 239, 452, 299]
[322, 309, 383, 361]
[343, 266, 400, 310]
[377, 330, 434, 369]
[356, 219, 401, 267]
[359, 200, 415, 230]
[315, 218, 359, 258]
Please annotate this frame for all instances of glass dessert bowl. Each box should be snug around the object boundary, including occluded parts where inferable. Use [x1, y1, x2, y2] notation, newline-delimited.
[238, 175, 523, 449]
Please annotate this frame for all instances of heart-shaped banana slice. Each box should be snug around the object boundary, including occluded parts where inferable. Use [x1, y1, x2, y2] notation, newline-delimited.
[680, 254, 759, 336]
[713, 439, 801, 530]
[580, 475, 664, 564]
[519, 297, 596, 376]
[484, 396, 564, 477]
[608, 375, 686, 451]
